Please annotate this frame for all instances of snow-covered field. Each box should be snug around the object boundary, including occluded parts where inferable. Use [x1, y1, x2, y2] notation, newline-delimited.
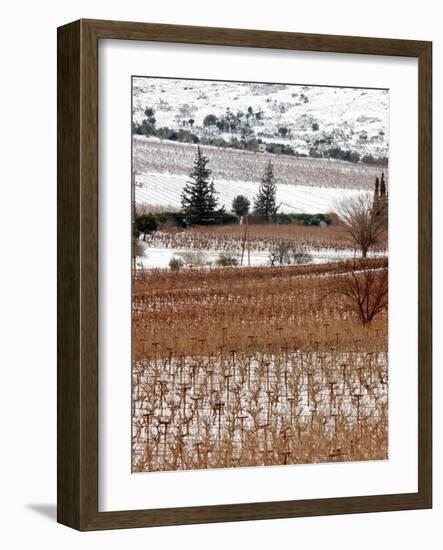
[135, 171, 363, 214]
[136, 244, 385, 269]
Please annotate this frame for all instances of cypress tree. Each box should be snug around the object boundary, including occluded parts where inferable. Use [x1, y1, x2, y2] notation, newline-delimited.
[379, 172, 387, 198]
[373, 176, 380, 209]
[254, 160, 278, 220]
[181, 146, 219, 224]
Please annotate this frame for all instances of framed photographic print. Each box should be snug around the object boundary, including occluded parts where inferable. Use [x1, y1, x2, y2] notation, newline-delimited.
[57, 19, 432, 530]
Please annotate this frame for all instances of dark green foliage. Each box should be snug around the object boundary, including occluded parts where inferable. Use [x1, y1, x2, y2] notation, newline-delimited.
[292, 213, 331, 226]
[134, 214, 159, 238]
[324, 147, 360, 163]
[308, 147, 322, 158]
[254, 160, 279, 220]
[265, 142, 296, 155]
[137, 119, 156, 136]
[373, 173, 388, 220]
[203, 114, 218, 127]
[148, 210, 236, 228]
[273, 212, 331, 226]
[232, 195, 251, 217]
[216, 212, 237, 225]
[153, 211, 187, 228]
[157, 127, 200, 143]
[169, 257, 184, 271]
[312, 122, 319, 131]
[132, 121, 142, 135]
[361, 154, 389, 166]
[181, 147, 220, 225]
[379, 172, 386, 197]
[273, 213, 293, 224]
[132, 123, 200, 144]
[278, 127, 289, 138]
[308, 146, 362, 163]
[374, 176, 380, 198]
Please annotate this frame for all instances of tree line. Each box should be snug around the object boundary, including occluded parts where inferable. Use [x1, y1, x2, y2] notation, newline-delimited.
[181, 146, 280, 225]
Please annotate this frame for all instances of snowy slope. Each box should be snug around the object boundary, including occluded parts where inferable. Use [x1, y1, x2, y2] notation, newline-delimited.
[133, 136, 386, 191]
[135, 172, 362, 214]
[133, 77, 389, 159]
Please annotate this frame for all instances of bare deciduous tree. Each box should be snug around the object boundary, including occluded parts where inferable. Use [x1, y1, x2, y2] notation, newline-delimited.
[332, 263, 388, 324]
[335, 193, 387, 258]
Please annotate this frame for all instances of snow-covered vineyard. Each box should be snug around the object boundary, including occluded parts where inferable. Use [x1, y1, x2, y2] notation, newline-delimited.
[133, 138, 387, 191]
[131, 78, 389, 473]
[135, 168, 365, 215]
[132, 349, 388, 471]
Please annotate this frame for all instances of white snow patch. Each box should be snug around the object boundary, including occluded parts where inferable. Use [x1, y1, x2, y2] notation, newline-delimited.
[135, 172, 362, 214]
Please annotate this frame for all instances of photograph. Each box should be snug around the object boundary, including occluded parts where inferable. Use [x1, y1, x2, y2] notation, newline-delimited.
[131, 76, 389, 473]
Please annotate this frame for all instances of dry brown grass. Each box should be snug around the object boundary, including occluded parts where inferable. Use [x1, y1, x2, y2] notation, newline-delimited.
[132, 258, 388, 472]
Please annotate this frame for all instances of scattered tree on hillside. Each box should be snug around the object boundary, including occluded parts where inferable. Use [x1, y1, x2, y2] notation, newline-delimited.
[203, 114, 218, 127]
[335, 192, 387, 258]
[181, 146, 219, 224]
[254, 160, 279, 220]
[232, 195, 250, 218]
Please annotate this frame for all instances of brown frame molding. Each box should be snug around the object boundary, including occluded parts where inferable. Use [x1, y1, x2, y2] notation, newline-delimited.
[57, 19, 432, 530]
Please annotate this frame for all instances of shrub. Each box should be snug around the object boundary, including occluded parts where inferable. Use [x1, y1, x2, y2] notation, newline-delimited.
[215, 254, 238, 267]
[169, 256, 184, 271]
[274, 213, 293, 225]
[139, 119, 156, 136]
[292, 250, 312, 265]
[265, 142, 295, 156]
[135, 214, 159, 239]
[179, 251, 207, 267]
[273, 213, 332, 226]
[292, 213, 331, 226]
[216, 212, 238, 225]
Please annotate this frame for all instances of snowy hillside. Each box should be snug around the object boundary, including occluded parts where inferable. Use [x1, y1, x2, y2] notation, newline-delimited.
[133, 77, 389, 159]
[133, 136, 386, 190]
[135, 171, 363, 215]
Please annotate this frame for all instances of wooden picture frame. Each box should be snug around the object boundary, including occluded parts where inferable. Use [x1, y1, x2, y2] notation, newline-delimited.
[57, 18, 432, 530]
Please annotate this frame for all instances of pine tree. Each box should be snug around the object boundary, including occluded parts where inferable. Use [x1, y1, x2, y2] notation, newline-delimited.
[181, 146, 219, 224]
[254, 160, 278, 220]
